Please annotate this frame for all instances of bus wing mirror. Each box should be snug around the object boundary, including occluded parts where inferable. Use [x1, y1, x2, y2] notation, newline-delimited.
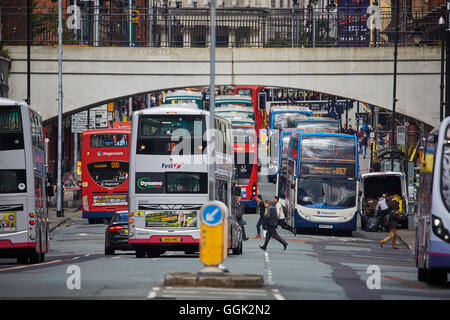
[301, 196, 313, 204]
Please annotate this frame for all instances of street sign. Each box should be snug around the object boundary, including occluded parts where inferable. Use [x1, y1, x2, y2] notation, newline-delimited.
[199, 201, 228, 267]
[63, 172, 79, 191]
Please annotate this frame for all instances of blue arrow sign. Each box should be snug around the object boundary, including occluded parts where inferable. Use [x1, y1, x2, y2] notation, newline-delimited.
[201, 204, 223, 227]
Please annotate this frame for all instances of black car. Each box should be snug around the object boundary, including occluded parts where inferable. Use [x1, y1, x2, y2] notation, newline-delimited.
[105, 212, 131, 255]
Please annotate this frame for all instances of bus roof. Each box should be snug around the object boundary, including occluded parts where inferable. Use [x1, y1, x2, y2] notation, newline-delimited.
[0, 97, 29, 107]
[141, 103, 204, 114]
[296, 118, 338, 123]
[165, 90, 203, 99]
[215, 95, 252, 102]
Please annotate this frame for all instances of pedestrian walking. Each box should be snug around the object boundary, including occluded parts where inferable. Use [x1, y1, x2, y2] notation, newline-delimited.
[380, 209, 399, 249]
[255, 195, 266, 239]
[360, 133, 368, 159]
[380, 196, 400, 249]
[235, 196, 249, 241]
[273, 196, 294, 234]
[260, 200, 288, 251]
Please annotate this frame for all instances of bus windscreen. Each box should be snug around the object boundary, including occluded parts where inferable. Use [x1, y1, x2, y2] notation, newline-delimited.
[297, 179, 356, 208]
[297, 121, 339, 133]
[137, 115, 206, 155]
[233, 127, 256, 144]
[91, 134, 129, 148]
[87, 161, 129, 187]
[272, 112, 312, 129]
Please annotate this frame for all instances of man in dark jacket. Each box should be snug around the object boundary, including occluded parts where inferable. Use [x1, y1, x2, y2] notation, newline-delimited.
[235, 196, 249, 241]
[260, 200, 288, 251]
[255, 195, 266, 239]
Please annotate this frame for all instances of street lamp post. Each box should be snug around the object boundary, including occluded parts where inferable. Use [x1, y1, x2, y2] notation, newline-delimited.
[391, 1, 399, 171]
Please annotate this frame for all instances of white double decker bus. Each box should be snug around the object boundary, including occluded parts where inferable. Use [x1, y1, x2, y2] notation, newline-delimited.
[128, 104, 243, 257]
[0, 98, 49, 264]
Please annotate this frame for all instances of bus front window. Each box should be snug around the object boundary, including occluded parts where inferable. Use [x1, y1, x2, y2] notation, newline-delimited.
[138, 115, 206, 155]
[297, 179, 356, 208]
[87, 161, 129, 187]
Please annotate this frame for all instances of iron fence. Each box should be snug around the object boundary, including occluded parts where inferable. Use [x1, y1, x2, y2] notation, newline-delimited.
[0, 5, 445, 48]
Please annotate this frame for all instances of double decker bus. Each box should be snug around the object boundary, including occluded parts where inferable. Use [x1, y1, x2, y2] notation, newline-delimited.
[81, 128, 131, 224]
[415, 117, 450, 285]
[164, 90, 204, 109]
[232, 123, 258, 212]
[234, 86, 266, 132]
[128, 103, 243, 257]
[284, 132, 358, 234]
[0, 98, 48, 264]
[267, 106, 313, 182]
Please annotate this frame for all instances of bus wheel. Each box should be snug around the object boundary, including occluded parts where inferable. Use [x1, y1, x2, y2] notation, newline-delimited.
[28, 250, 41, 264]
[417, 268, 427, 282]
[17, 252, 28, 264]
[427, 269, 448, 285]
[135, 248, 146, 258]
[147, 250, 161, 258]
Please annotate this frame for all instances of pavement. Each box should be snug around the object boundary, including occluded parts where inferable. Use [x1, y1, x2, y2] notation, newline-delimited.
[48, 207, 83, 233]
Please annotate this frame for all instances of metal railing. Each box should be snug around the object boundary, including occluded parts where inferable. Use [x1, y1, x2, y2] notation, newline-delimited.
[0, 5, 444, 48]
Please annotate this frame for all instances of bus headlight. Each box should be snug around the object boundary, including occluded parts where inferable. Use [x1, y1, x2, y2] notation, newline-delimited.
[29, 235, 36, 240]
[432, 215, 450, 243]
[298, 209, 310, 220]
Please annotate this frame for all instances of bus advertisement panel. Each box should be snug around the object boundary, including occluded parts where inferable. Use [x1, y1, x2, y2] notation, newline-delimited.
[81, 128, 131, 223]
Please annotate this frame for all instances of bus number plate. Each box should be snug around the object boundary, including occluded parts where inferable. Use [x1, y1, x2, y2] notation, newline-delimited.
[161, 237, 181, 243]
[318, 224, 333, 229]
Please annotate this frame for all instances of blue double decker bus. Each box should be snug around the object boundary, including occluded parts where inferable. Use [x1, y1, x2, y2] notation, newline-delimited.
[284, 132, 358, 234]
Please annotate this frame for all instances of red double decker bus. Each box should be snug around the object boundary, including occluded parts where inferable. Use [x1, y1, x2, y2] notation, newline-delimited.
[232, 123, 258, 212]
[81, 128, 131, 223]
[234, 86, 266, 135]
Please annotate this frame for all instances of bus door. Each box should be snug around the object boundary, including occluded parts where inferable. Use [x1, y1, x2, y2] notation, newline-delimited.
[34, 175, 47, 254]
[286, 158, 297, 229]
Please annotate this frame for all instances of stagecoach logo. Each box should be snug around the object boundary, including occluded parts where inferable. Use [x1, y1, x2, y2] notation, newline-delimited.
[161, 162, 181, 169]
[97, 151, 124, 157]
[137, 177, 163, 190]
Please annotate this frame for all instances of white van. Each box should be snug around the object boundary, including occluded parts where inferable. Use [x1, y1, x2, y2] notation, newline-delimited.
[359, 172, 409, 229]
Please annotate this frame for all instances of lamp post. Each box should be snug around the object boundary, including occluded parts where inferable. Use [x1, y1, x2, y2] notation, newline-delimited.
[391, 1, 399, 171]
[439, 15, 445, 122]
